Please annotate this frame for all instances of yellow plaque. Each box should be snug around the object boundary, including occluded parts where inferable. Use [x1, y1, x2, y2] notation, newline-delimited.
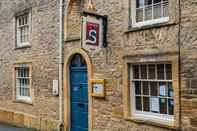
[90, 79, 105, 98]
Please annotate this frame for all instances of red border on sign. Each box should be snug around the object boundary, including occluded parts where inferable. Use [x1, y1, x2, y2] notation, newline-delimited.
[86, 22, 100, 46]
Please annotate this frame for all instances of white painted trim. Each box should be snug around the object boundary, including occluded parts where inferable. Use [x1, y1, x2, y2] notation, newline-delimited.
[133, 17, 169, 27]
[133, 111, 174, 124]
[16, 96, 32, 103]
[130, 64, 175, 124]
[131, 0, 169, 28]
[16, 12, 31, 47]
[15, 65, 32, 103]
[19, 42, 30, 46]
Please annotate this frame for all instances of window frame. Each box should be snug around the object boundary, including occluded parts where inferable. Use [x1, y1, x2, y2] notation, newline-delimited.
[131, 0, 169, 27]
[129, 63, 174, 125]
[123, 55, 180, 129]
[15, 10, 31, 48]
[13, 63, 32, 103]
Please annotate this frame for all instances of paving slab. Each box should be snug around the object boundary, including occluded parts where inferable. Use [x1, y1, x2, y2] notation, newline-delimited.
[0, 123, 34, 131]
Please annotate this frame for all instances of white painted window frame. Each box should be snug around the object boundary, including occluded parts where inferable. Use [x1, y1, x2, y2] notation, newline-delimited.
[129, 64, 174, 124]
[131, 0, 169, 28]
[15, 66, 32, 102]
[16, 11, 31, 47]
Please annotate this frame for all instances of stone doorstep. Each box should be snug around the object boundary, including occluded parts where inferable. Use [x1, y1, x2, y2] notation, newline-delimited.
[0, 108, 59, 131]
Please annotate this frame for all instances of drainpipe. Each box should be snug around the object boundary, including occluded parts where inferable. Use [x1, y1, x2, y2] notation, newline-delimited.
[178, 0, 182, 130]
[59, 0, 64, 130]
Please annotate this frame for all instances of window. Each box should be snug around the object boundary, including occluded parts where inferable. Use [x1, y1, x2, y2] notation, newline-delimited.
[132, 0, 169, 27]
[15, 67, 31, 101]
[16, 12, 31, 47]
[130, 64, 174, 123]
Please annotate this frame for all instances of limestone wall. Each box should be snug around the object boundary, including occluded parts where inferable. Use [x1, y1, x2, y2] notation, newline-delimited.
[0, 1, 60, 129]
[180, 0, 197, 131]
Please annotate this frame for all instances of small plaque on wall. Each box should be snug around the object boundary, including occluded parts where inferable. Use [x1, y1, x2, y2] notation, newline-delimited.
[90, 79, 105, 98]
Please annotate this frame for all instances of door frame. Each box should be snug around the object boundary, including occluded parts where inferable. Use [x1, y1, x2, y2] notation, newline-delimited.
[64, 48, 93, 131]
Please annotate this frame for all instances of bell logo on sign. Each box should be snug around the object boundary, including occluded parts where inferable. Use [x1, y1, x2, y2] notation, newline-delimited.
[86, 22, 100, 46]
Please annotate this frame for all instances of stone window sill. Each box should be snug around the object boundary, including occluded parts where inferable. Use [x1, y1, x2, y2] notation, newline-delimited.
[14, 45, 31, 50]
[13, 99, 33, 105]
[125, 116, 179, 130]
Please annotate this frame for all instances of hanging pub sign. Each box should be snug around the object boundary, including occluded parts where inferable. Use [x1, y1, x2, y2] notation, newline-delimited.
[81, 11, 108, 52]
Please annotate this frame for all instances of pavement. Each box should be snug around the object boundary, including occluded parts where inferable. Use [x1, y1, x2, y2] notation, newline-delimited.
[0, 123, 34, 131]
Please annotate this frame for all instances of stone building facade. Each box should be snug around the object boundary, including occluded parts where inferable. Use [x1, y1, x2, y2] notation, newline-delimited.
[0, 0, 197, 131]
[0, 0, 60, 130]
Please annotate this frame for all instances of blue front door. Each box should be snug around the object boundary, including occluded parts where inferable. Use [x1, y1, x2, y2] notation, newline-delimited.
[70, 54, 88, 131]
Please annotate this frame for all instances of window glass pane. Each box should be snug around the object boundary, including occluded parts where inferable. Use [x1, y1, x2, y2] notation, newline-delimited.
[168, 99, 174, 115]
[153, 0, 161, 4]
[145, 5, 152, 21]
[136, 0, 144, 8]
[24, 27, 27, 42]
[168, 82, 173, 97]
[24, 88, 27, 96]
[133, 65, 140, 79]
[20, 69, 22, 77]
[143, 97, 150, 112]
[135, 81, 141, 95]
[141, 65, 147, 79]
[166, 64, 172, 80]
[142, 81, 149, 95]
[24, 68, 26, 77]
[136, 96, 142, 111]
[21, 87, 24, 96]
[153, 3, 162, 19]
[157, 64, 164, 79]
[136, 9, 144, 22]
[159, 98, 167, 114]
[145, 0, 152, 5]
[23, 27, 26, 42]
[26, 26, 29, 42]
[159, 82, 167, 96]
[19, 79, 23, 96]
[21, 17, 24, 25]
[19, 85, 22, 96]
[150, 82, 158, 96]
[19, 18, 22, 26]
[163, 1, 169, 17]
[150, 97, 159, 113]
[148, 64, 156, 79]
[20, 28, 23, 43]
[25, 15, 28, 25]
